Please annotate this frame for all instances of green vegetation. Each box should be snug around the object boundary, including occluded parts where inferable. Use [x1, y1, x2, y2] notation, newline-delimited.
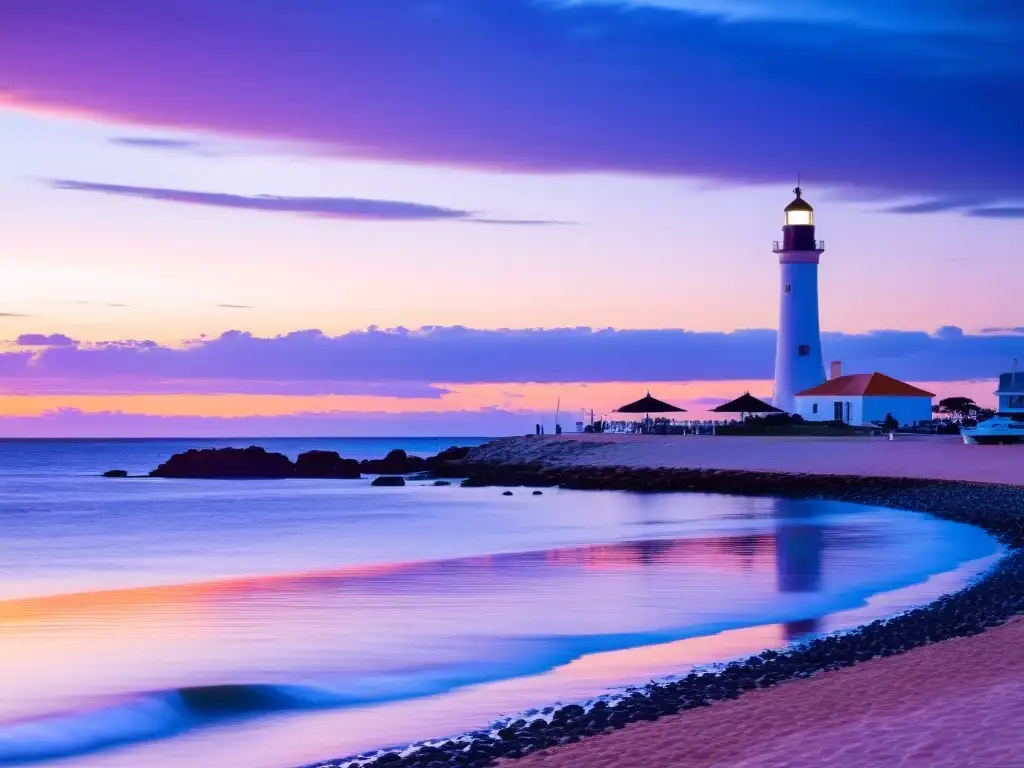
[932, 397, 995, 427]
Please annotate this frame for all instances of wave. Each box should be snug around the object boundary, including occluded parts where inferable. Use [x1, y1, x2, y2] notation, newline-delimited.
[0, 653, 558, 766]
[0, 682, 386, 765]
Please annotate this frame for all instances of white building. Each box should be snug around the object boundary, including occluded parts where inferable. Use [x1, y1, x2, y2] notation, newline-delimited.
[772, 187, 826, 413]
[794, 371, 935, 427]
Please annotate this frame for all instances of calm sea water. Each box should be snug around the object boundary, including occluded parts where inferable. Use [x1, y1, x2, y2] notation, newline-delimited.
[0, 438, 1003, 768]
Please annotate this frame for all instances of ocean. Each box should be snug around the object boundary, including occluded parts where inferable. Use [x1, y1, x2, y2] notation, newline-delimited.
[0, 438, 1003, 768]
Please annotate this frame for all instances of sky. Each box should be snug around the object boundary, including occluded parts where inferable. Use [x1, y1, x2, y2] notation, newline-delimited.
[0, 0, 1021, 436]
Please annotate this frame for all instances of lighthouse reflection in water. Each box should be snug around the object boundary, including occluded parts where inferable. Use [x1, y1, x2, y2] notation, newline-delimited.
[774, 497, 825, 641]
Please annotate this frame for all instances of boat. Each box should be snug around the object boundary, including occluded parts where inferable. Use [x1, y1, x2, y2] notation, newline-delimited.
[962, 366, 1024, 444]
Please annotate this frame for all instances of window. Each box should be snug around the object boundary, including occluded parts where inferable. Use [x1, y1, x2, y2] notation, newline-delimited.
[1009, 395, 1024, 409]
[798, 344, 810, 356]
[812, 403, 818, 414]
[845, 401, 852, 423]
[833, 401, 843, 421]
[785, 284, 792, 293]
[785, 210, 813, 227]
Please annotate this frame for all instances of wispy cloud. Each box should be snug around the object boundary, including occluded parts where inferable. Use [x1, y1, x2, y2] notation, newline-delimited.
[881, 197, 989, 215]
[48, 180, 561, 225]
[881, 197, 1024, 217]
[966, 206, 1024, 219]
[216, 304, 253, 310]
[15, 333, 78, 347]
[109, 136, 209, 153]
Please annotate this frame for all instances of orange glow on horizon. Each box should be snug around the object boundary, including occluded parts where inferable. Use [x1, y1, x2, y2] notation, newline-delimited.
[0, 379, 995, 419]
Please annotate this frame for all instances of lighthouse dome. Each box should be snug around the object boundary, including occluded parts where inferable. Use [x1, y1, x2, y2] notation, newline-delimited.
[784, 187, 813, 226]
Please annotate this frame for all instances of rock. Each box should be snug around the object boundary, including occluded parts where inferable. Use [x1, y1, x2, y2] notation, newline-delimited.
[102, 469, 128, 478]
[371, 476, 406, 487]
[532, 490, 543, 495]
[424, 445, 472, 468]
[294, 450, 361, 479]
[361, 449, 427, 475]
[433, 480, 452, 486]
[405, 471, 436, 481]
[502, 490, 513, 496]
[149, 446, 293, 479]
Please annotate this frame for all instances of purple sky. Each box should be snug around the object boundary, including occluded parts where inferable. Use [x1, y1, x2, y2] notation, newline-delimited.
[0, 0, 1020, 434]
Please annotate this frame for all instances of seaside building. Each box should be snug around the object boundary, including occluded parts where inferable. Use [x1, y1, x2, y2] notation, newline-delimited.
[772, 187, 826, 412]
[793, 369, 934, 427]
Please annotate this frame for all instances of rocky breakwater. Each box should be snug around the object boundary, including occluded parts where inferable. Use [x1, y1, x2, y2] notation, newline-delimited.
[147, 445, 472, 479]
[306, 456, 1024, 768]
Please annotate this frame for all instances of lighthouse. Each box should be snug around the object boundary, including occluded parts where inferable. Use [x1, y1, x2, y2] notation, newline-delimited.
[772, 187, 826, 413]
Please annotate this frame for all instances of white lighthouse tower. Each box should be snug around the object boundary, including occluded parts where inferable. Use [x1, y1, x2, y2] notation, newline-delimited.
[772, 187, 826, 413]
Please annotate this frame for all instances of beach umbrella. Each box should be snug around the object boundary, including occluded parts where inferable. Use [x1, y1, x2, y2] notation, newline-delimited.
[712, 392, 781, 420]
[614, 392, 686, 430]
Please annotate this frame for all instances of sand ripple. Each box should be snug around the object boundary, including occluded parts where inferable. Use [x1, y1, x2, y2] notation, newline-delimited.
[506, 618, 1024, 768]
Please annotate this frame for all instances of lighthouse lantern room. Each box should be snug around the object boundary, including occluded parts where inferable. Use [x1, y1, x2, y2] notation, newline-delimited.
[772, 187, 826, 413]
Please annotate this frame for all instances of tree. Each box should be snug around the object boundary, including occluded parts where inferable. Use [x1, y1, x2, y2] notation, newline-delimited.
[937, 397, 980, 423]
[882, 413, 899, 431]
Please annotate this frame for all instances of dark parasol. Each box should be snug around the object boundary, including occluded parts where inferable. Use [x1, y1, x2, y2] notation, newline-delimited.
[615, 392, 687, 423]
[712, 392, 782, 420]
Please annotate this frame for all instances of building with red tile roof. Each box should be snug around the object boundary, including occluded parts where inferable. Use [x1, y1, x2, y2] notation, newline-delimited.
[797, 372, 935, 398]
[793, 368, 935, 427]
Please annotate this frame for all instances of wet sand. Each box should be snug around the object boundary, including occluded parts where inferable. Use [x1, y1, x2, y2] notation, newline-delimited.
[506, 616, 1024, 768]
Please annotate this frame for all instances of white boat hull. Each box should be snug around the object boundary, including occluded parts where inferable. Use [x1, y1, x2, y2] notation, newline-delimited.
[961, 416, 1024, 445]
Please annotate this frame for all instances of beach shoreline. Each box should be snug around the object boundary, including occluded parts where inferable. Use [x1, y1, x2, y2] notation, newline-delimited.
[305, 435, 1024, 768]
[503, 615, 1024, 768]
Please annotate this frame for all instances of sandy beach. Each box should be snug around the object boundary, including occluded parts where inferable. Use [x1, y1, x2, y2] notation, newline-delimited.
[468, 433, 1024, 485]
[504, 616, 1024, 768]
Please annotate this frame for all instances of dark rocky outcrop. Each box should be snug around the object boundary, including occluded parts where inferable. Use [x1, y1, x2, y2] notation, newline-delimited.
[147, 444, 474, 480]
[425, 445, 472, 468]
[150, 446, 293, 479]
[102, 469, 128, 478]
[361, 449, 427, 475]
[294, 450, 361, 479]
[371, 476, 406, 487]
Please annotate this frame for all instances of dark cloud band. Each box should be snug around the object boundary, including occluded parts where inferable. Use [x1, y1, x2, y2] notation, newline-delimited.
[0, 325, 1019, 394]
[2, 0, 1021, 204]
